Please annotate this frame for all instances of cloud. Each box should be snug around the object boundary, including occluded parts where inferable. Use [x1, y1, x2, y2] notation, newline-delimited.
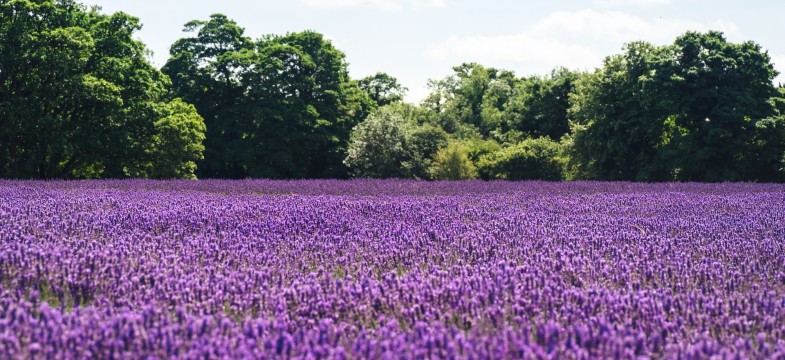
[531, 10, 740, 44]
[299, 0, 446, 12]
[427, 34, 600, 71]
[426, 10, 741, 75]
[595, 0, 671, 6]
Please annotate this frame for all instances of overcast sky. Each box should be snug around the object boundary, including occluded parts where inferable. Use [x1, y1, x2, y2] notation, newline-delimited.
[87, 0, 785, 103]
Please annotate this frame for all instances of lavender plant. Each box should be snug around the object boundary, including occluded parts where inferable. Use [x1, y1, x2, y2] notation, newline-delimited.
[1, 180, 784, 358]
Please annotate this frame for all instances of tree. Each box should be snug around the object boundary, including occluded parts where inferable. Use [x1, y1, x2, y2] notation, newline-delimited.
[422, 63, 520, 137]
[164, 15, 372, 179]
[146, 100, 206, 179]
[343, 106, 447, 179]
[477, 137, 565, 181]
[430, 142, 478, 180]
[0, 0, 205, 179]
[463, 138, 502, 164]
[263, 31, 374, 178]
[570, 32, 782, 182]
[569, 41, 668, 181]
[748, 85, 785, 182]
[359, 72, 407, 107]
[344, 107, 411, 178]
[505, 68, 580, 140]
[660, 31, 779, 181]
[404, 124, 448, 179]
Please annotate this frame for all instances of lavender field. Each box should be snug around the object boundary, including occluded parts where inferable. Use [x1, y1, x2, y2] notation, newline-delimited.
[1, 180, 784, 359]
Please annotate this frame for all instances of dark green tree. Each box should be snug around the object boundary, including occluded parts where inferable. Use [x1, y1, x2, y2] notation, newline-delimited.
[404, 124, 449, 179]
[743, 84, 785, 182]
[570, 32, 781, 182]
[164, 15, 372, 179]
[359, 72, 407, 108]
[505, 68, 581, 140]
[163, 14, 256, 178]
[0, 0, 205, 179]
[660, 31, 779, 181]
[569, 41, 669, 181]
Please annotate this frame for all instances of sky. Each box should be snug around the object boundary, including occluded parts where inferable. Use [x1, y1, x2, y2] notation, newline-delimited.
[86, 0, 785, 103]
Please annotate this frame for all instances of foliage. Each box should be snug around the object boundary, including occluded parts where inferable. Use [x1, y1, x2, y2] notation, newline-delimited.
[570, 32, 781, 182]
[504, 68, 580, 140]
[344, 108, 411, 178]
[661, 32, 780, 181]
[404, 124, 449, 179]
[2, 2, 784, 185]
[760, 85, 785, 181]
[148, 100, 206, 179]
[163, 15, 372, 179]
[477, 137, 565, 180]
[380, 102, 440, 126]
[462, 138, 502, 164]
[358, 72, 407, 108]
[569, 41, 669, 181]
[430, 142, 478, 180]
[422, 63, 521, 137]
[344, 106, 447, 179]
[0, 0, 205, 179]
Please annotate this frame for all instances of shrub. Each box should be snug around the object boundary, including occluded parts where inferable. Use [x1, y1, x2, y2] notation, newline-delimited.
[430, 142, 478, 180]
[478, 137, 565, 180]
[345, 106, 449, 179]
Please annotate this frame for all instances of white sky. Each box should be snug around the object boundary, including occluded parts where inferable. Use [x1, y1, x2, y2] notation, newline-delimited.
[87, 0, 785, 103]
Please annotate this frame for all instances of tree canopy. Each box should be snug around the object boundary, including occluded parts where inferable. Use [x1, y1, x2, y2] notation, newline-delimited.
[0, 0, 205, 179]
[163, 15, 372, 179]
[1, 1, 783, 183]
[359, 72, 407, 108]
[344, 105, 447, 179]
[570, 32, 782, 181]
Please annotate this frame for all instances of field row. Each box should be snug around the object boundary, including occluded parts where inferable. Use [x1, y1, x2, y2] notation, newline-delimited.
[1, 181, 784, 358]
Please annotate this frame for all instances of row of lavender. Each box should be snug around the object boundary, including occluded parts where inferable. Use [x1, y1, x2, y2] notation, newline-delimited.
[1, 180, 784, 358]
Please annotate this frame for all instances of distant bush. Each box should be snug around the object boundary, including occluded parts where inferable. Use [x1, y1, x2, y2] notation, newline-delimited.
[462, 138, 502, 164]
[430, 142, 478, 180]
[345, 106, 448, 179]
[478, 137, 565, 180]
[403, 124, 449, 179]
[344, 108, 411, 178]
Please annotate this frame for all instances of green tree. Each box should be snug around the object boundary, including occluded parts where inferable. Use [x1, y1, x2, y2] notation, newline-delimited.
[164, 15, 371, 179]
[382, 102, 439, 126]
[463, 138, 502, 164]
[430, 142, 478, 180]
[344, 106, 447, 179]
[570, 32, 781, 182]
[505, 68, 581, 140]
[344, 107, 411, 178]
[423, 63, 520, 137]
[660, 31, 779, 181]
[570, 41, 680, 181]
[146, 100, 206, 179]
[748, 85, 785, 181]
[404, 124, 448, 179]
[359, 72, 407, 107]
[421, 76, 460, 132]
[0, 0, 205, 179]
[477, 137, 565, 181]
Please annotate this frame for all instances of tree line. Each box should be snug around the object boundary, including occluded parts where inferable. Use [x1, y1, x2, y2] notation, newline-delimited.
[2, 0, 784, 181]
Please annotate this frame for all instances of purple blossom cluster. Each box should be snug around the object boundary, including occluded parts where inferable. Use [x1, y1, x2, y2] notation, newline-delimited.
[1, 180, 784, 359]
